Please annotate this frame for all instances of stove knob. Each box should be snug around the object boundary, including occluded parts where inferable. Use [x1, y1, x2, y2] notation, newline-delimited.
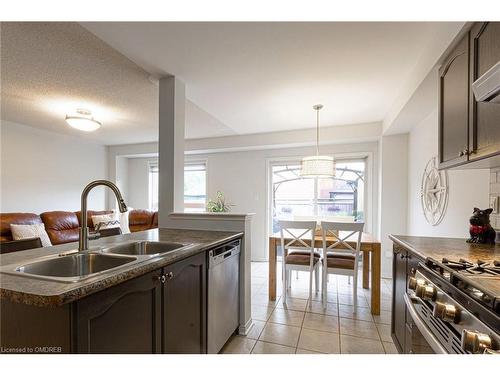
[461, 330, 492, 353]
[408, 277, 425, 291]
[432, 302, 459, 323]
[415, 284, 436, 301]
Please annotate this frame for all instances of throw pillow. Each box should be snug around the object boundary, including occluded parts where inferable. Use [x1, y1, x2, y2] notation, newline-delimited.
[112, 207, 131, 234]
[92, 213, 121, 231]
[10, 223, 52, 247]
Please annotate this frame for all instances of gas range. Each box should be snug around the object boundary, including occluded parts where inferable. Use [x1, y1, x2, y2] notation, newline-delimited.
[405, 257, 500, 354]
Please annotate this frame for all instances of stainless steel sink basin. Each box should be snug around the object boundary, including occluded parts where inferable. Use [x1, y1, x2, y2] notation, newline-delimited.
[15, 253, 137, 281]
[101, 241, 185, 256]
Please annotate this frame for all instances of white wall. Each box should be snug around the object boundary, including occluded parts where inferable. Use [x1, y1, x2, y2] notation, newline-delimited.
[379, 134, 408, 277]
[187, 142, 379, 261]
[0, 120, 107, 213]
[407, 109, 490, 238]
[127, 157, 156, 209]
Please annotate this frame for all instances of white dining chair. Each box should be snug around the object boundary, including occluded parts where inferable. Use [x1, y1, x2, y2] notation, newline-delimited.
[320, 221, 365, 308]
[279, 220, 321, 304]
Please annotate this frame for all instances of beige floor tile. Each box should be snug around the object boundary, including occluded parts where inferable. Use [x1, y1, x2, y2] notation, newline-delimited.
[268, 308, 305, 327]
[246, 320, 267, 340]
[376, 323, 392, 342]
[252, 305, 275, 321]
[221, 336, 256, 354]
[369, 297, 393, 312]
[302, 312, 339, 333]
[339, 318, 379, 340]
[252, 293, 281, 308]
[307, 300, 339, 316]
[295, 348, 325, 354]
[340, 335, 385, 354]
[259, 322, 301, 347]
[337, 293, 369, 307]
[338, 305, 374, 322]
[372, 310, 392, 325]
[278, 297, 308, 311]
[251, 341, 296, 354]
[380, 298, 393, 312]
[297, 328, 340, 354]
[382, 341, 399, 354]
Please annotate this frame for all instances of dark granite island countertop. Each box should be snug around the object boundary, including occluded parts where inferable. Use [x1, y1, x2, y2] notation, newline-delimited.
[0, 228, 242, 307]
[389, 235, 500, 263]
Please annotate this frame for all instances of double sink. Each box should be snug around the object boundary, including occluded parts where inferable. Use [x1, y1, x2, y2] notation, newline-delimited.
[2, 241, 191, 283]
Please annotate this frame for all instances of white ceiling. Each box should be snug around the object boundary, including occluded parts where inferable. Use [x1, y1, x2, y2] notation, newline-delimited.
[82, 22, 460, 135]
[0, 22, 235, 145]
[1, 22, 462, 145]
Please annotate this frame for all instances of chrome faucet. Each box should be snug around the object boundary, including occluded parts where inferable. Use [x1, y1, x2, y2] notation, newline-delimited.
[79, 180, 128, 251]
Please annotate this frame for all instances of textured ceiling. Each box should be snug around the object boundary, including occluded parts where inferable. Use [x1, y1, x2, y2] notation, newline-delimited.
[82, 22, 461, 135]
[0, 22, 235, 145]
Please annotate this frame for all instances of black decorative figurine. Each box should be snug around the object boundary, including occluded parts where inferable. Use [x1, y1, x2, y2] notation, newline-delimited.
[466, 207, 496, 244]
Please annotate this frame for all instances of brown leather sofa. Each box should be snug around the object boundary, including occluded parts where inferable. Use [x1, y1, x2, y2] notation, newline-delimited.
[0, 213, 43, 242]
[0, 209, 158, 247]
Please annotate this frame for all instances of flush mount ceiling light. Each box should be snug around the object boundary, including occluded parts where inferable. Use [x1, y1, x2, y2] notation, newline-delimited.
[300, 104, 335, 178]
[65, 109, 101, 132]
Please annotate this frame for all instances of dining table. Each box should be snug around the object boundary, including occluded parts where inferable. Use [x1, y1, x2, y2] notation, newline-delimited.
[268, 230, 382, 315]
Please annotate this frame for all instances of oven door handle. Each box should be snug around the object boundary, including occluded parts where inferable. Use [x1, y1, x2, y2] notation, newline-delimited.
[404, 293, 448, 354]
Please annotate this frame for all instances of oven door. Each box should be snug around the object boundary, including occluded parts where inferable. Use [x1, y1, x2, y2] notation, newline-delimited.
[404, 294, 448, 354]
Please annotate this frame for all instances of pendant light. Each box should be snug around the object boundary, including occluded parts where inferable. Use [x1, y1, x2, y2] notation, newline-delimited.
[300, 104, 335, 178]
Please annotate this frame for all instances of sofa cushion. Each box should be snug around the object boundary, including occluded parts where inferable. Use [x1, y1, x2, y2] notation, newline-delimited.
[152, 211, 158, 228]
[0, 213, 42, 242]
[40, 211, 80, 245]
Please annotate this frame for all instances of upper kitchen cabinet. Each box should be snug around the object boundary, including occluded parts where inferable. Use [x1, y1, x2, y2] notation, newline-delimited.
[439, 33, 470, 169]
[439, 22, 500, 169]
[469, 22, 500, 162]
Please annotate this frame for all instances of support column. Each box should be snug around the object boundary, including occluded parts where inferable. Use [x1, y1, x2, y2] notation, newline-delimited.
[158, 76, 185, 227]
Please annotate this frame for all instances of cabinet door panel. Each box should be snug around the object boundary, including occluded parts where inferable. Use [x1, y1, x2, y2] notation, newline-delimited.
[391, 246, 407, 353]
[469, 22, 500, 161]
[75, 270, 162, 353]
[163, 252, 207, 354]
[439, 34, 469, 168]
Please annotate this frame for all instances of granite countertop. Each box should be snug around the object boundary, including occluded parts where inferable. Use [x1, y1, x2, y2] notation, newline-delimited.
[389, 235, 500, 263]
[0, 228, 242, 307]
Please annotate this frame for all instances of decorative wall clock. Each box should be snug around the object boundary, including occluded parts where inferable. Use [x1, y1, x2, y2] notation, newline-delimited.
[421, 156, 449, 226]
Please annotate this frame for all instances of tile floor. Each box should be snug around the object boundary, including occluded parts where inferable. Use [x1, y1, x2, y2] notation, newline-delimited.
[221, 261, 397, 354]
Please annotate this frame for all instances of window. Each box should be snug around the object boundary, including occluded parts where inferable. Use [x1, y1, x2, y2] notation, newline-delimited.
[270, 159, 366, 233]
[148, 161, 159, 211]
[184, 162, 207, 212]
[148, 161, 207, 212]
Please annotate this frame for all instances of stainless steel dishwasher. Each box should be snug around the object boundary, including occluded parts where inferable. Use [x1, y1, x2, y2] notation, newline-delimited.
[207, 239, 241, 354]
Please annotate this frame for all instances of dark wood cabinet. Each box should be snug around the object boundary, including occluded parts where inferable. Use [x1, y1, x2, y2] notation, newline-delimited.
[75, 269, 163, 353]
[439, 22, 500, 169]
[391, 245, 424, 354]
[75, 252, 207, 354]
[469, 22, 500, 162]
[391, 246, 408, 352]
[163, 252, 207, 354]
[438, 34, 470, 169]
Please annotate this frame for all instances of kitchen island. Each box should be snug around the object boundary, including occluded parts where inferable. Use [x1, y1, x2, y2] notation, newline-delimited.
[0, 228, 243, 354]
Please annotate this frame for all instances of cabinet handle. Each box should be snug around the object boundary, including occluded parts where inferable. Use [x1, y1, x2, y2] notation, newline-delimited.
[157, 275, 166, 284]
[400, 254, 405, 259]
[166, 271, 174, 280]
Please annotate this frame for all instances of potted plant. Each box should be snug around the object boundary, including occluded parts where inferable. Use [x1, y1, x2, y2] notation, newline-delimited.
[206, 191, 233, 212]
